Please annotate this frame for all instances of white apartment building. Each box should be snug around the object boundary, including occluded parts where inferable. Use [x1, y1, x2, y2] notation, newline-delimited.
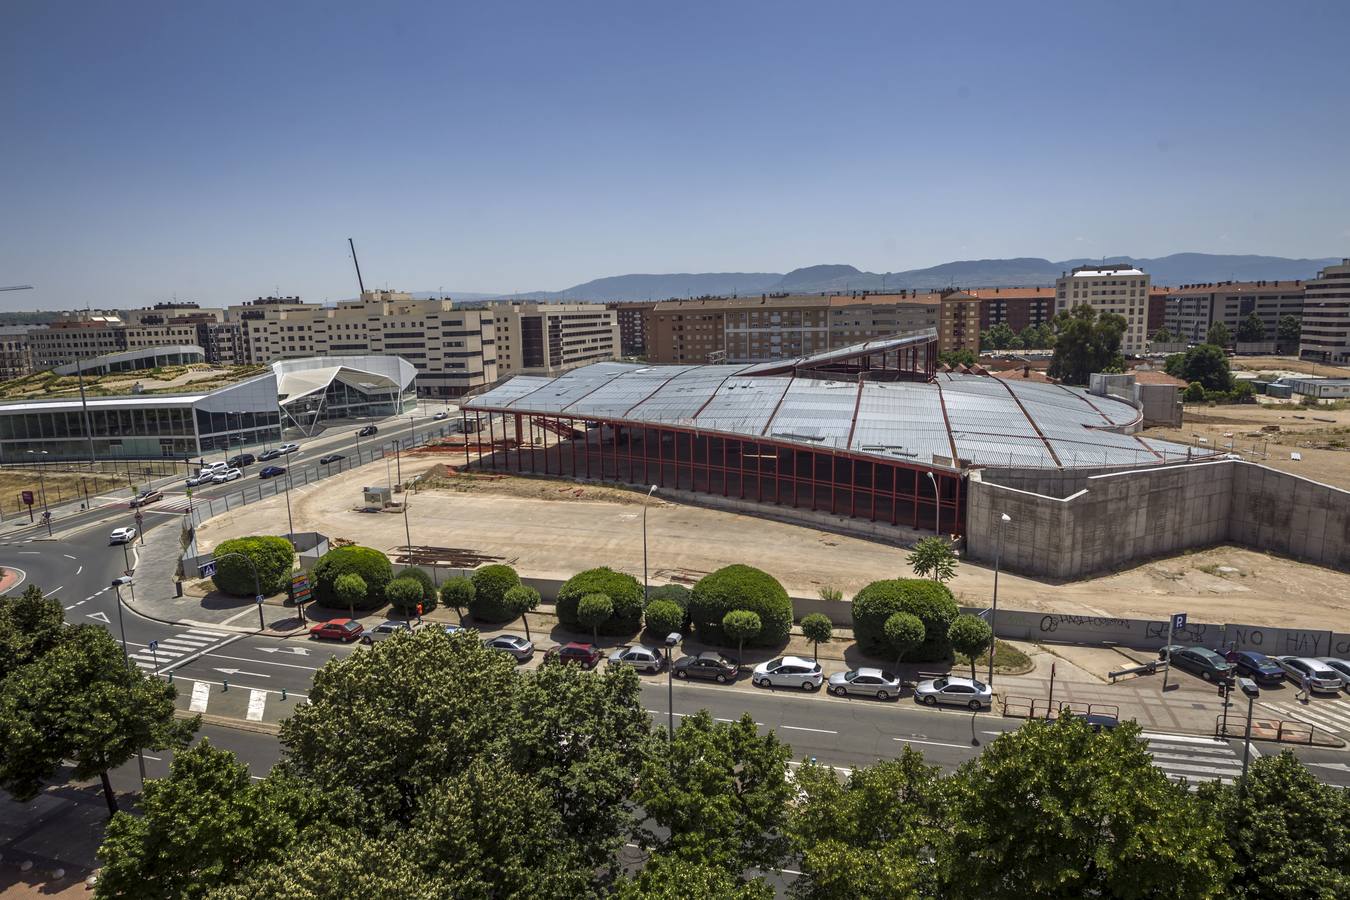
[1299, 259, 1350, 364]
[491, 302, 620, 376]
[231, 291, 498, 398]
[1055, 265, 1151, 354]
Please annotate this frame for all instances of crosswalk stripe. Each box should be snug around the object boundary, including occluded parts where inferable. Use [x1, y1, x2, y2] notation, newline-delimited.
[134, 661, 155, 669]
[155, 641, 206, 652]
[131, 649, 183, 660]
[1138, 732, 1228, 745]
[1262, 703, 1349, 733]
[1150, 752, 1243, 770]
[1155, 760, 1243, 777]
[1147, 741, 1235, 755]
[189, 681, 210, 713]
[246, 689, 267, 722]
[184, 629, 227, 638]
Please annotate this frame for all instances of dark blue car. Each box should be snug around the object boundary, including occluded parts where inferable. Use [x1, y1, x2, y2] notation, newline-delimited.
[259, 465, 287, 479]
[1223, 649, 1285, 685]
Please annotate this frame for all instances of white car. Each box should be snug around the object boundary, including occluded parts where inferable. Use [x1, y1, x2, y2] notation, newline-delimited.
[279, 442, 300, 454]
[185, 472, 213, 487]
[1275, 656, 1345, 693]
[607, 644, 664, 674]
[914, 675, 993, 710]
[752, 656, 823, 691]
[109, 526, 137, 544]
[211, 467, 242, 483]
[1316, 658, 1350, 690]
[198, 461, 228, 476]
[433, 411, 449, 420]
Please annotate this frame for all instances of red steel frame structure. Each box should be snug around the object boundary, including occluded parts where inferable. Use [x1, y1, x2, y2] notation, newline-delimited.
[461, 409, 964, 536]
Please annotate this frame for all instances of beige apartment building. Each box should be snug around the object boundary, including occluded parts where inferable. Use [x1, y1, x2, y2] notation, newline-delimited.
[1299, 259, 1350, 364]
[230, 291, 498, 398]
[1163, 280, 1305, 345]
[1055, 265, 1152, 354]
[27, 316, 131, 370]
[0, 326, 36, 379]
[490, 302, 619, 377]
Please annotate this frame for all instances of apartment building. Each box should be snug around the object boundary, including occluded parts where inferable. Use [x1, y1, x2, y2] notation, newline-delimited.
[973, 286, 1057, 333]
[492, 302, 620, 376]
[0, 326, 36, 379]
[606, 302, 654, 356]
[231, 291, 497, 398]
[938, 291, 982, 356]
[1163, 280, 1305, 344]
[1299, 259, 1350, 364]
[1148, 287, 1169, 335]
[27, 316, 129, 370]
[1055, 265, 1152, 354]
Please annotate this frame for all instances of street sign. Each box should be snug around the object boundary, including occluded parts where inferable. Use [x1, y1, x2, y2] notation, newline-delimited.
[256, 594, 265, 604]
[148, 640, 158, 651]
[134, 511, 143, 523]
[198, 561, 217, 578]
[1172, 612, 1188, 631]
[21, 491, 33, 506]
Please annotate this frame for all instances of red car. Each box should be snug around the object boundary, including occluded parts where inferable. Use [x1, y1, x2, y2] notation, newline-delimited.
[545, 641, 602, 669]
[309, 618, 364, 642]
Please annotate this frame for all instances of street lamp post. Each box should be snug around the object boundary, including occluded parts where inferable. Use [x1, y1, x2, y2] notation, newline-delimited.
[28, 450, 52, 536]
[401, 491, 413, 557]
[664, 631, 682, 739]
[925, 471, 940, 537]
[111, 576, 147, 787]
[642, 485, 657, 603]
[1238, 677, 1259, 785]
[988, 513, 1011, 685]
[282, 470, 296, 551]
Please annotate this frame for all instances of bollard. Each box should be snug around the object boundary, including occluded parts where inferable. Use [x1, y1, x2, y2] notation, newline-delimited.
[223, 679, 229, 692]
[282, 687, 287, 701]
[168, 671, 173, 684]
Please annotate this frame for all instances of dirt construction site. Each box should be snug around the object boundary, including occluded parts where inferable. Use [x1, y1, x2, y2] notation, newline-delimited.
[194, 445, 1350, 631]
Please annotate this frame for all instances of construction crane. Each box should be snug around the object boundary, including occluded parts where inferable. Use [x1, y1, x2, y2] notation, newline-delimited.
[0, 285, 34, 292]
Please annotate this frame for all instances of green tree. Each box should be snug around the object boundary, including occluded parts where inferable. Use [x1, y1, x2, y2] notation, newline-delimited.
[1151, 327, 1175, 344]
[439, 576, 474, 620]
[555, 567, 645, 636]
[0, 625, 196, 815]
[501, 584, 541, 641]
[689, 565, 793, 645]
[394, 567, 437, 610]
[616, 853, 773, 900]
[311, 545, 393, 610]
[883, 612, 925, 674]
[1236, 312, 1266, 343]
[1184, 381, 1207, 402]
[577, 593, 613, 642]
[947, 614, 993, 680]
[722, 609, 762, 663]
[939, 716, 1233, 899]
[635, 710, 792, 875]
[96, 740, 298, 899]
[984, 323, 1016, 350]
[906, 536, 957, 583]
[469, 563, 521, 622]
[1173, 344, 1234, 392]
[1277, 314, 1302, 349]
[1196, 750, 1349, 900]
[939, 348, 977, 368]
[384, 576, 424, 615]
[1206, 320, 1232, 347]
[799, 613, 833, 661]
[209, 535, 295, 597]
[333, 572, 366, 619]
[1048, 305, 1126, 385]
[0, 584, 66, 680]
[643, 599, 684, 640]
[852, 579, 958, 661]
[816, 585, 843, 603]
[790, 748, 948, 900]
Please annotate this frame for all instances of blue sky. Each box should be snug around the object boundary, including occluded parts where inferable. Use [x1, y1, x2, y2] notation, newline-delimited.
[3, 0, 1348, 309]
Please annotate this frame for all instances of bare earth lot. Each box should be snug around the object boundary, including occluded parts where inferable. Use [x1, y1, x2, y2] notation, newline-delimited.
[196, 457, 1350, 631]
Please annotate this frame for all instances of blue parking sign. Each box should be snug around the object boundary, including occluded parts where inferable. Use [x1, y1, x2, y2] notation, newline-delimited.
[1172, 612, 1187, 631]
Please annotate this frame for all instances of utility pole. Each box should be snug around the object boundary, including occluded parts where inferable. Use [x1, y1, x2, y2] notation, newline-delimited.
[74, 356, 97, 465]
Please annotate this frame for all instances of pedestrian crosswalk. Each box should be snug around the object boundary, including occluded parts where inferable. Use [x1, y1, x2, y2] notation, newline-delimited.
[173, 678, 303, 724]
[1259, 698, 1350, 741]
[127, 629, 229, 672]
[1141, 731, 1244, 787]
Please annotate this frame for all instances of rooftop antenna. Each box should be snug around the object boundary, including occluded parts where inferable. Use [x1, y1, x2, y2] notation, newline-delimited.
[348, 238, 366, 295]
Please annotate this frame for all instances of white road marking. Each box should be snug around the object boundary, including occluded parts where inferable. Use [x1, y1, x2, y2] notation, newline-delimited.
[184, 629, 227, 638]
[43, 585, 63, 597]
[1138, 732, 1231, 745]
[246, 689, 268, 722]
[63, 554, 76, 560]
[202, 652, 321, 671]
[86, 611, 110, 624]
[782, 725, 838, 734]
[189, 681, 211, 713]
[75, 565, 82, 575]
[892, 737, 975, 749]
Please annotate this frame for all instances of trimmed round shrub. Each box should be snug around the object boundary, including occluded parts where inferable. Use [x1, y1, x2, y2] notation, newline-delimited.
[852, 579, 959, 661]
[334, 573, 367, 614]
[440, 577, 475, 615]
[800, 613, 833, 658]
[577, 593, 613, 640]
[395, 567, 437, 610]
[647, 583, 691, 610]
[556, 567, 644, 636]
[643, 599, 684, 639]
[210, 535, 295, 598]
[312, 545, 394, 611]
[385, 577, 425, 615]
[688, 565, 792, 646]
[721, 609, 762, 657]
[884, 612, 925, 662]
[469, 564, 520, 623]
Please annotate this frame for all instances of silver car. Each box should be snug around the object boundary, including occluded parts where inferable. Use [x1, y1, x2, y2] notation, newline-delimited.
[752, 656, 823, 691]
[361, 620, 412, 644]
[828, 667, 902, 700]
[484, 634, 534, 662]
[608, 644, 664, 674]
[1317, 658, 1350, 690]
[914, 675, 993, 710]
[1274, 656, 1344, 693]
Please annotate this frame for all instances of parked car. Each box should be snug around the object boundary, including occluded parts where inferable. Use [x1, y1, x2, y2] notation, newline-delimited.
[357, 425, 379, 437]
[672, 651, 739, 683]
[914, 675, 993, 710]
[752, 656, 823, 691]
[211, 467, 242, 483]
[279, 442, 300, 454]
[319, 453, 346, 465]
[442, 623, 466, 636]
[828, 667, 902, 700]
[1158, 645, 1235, 682]
[433, 411, 449, 420]
[185, 472, 213, 487]
[1223, 649, 1286, 685]
[361, 620, 413, 644]
[309, 619, 364, 642]
[483, 634, 534, 662]
[258, 448, 284, 461]
[608, 644, 664, 674]
[109, 526, 137, 544]
[1316, 657, 1350, 690]
[1274, 656, 1345, 693]
[259, 465, 287, 479]
[198, 461, 228, 476]
[545, 641, 603, 669]
[129, 489, 164, 508]
[227, 453, 255, 468]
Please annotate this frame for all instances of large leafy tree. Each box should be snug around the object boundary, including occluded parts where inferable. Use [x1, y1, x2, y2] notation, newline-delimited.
[0, 620, 195, 815]
[1236, 312, 1266, 343]
[616, 853, 774, 899]
[1277, 314, 1302, 349]
[982, 323, 1016, 350]
[907, 536, 957, 582]
[1167, 344, 1233, 392]
[96, 740, 300, 899]
[939, 716, 1233, 899]
[635, 711, 792, 876]
[883, 612, 924, 673]
[790, 749, 948, 900]
[1048, 305, 1126, 384]
[1206, 321, 1232, 347]
[1197, 750, 1350, 900]
[0, 584, 66, 680]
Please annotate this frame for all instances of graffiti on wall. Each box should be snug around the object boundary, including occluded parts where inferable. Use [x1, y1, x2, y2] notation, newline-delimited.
[1038, 614, 1131, 634]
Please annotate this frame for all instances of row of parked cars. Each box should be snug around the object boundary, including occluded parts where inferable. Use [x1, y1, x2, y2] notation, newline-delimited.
[308, 621, 994, 709]
[183, 445, 302, 488]
[1161, 645, 1350, 693]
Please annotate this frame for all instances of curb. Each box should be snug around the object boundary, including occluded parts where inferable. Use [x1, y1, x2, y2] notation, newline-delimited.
[176, 708, 282, 736]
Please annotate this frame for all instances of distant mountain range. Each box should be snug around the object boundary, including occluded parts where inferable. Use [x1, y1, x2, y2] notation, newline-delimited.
[428, 253, 1340, 303]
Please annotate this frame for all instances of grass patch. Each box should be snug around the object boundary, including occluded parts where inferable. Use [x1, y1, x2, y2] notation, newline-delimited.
[954, 640, 1032, 676]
